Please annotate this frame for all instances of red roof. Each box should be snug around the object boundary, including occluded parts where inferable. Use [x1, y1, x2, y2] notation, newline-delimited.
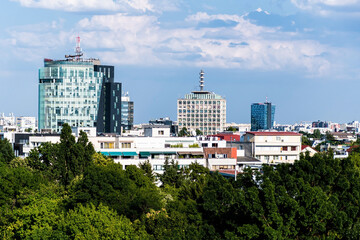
[301, 145, 318, 152]
[211, 133, 240, 141]
[301, 145, 309, 150]
[246, 131, 302, 136]
[347, 145, 360, 153]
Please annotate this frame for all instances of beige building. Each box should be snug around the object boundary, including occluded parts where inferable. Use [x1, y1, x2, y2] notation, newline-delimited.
[177, 70, 226, 135]
[243, 132, 302, 164]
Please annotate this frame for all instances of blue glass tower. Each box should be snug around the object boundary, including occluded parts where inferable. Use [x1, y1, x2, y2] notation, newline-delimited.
[251, 102, 275, 131]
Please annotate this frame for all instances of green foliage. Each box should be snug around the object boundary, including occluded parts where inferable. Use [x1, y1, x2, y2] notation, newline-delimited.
[93, 152, 114, 166]
[26, 124, 95, 188]
[58, 204, 148, 239]
[226, 126, 237, 132]
[139, 160, 155, 182]
[5, 137, 360, 239]
[9, 157, 29, 168]
[189, 143, 200, 148]
[159, 158, 185, 188]
[0, 138, 15, 164]
[196, 129, 203, 136]
[326, 131, 336, 142]
[170, 143, 183, 148]
[1, 183, 147, 239]
[0, 164, 46, 211]
[0, 183, 65, 239]
[68, 163, 162, 221]
[301, 135, 312, 146]
[178, 127, 189, 137]
[313, 129, 322, 139]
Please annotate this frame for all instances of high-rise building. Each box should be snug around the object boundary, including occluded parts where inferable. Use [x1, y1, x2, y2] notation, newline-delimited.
[251, 102, 275, 131]
[177, 70, 226, 135]
[121, 92, 134, 130]
[38, 37, 121, 133]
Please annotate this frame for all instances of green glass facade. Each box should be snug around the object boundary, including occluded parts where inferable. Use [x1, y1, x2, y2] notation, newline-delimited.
[38, 60, 104, 132]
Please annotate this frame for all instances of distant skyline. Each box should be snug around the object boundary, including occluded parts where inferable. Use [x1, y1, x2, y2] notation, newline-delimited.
[1, 0, 360, 124]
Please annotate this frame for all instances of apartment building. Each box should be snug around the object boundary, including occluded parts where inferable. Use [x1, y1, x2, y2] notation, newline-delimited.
[243, 132, 302, 164]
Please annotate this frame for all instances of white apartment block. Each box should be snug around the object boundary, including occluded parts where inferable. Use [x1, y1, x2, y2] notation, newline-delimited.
[177, 70, 226, 136]
[0, 114, 36, 132]
[16, 117, 36, 132]
[19, 133, 233, 173]
[244, 132, 302, 164]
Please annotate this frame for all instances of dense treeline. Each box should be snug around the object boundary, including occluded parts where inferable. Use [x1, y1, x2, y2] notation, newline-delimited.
[1, 124, 360, 239]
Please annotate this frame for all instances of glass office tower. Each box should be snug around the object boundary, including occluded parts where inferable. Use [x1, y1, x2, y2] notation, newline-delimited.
[39, 59, 104, 132]
[39, 44, 122, 134]
[121, 93, 134, 130]
[251, 102, 275, 131]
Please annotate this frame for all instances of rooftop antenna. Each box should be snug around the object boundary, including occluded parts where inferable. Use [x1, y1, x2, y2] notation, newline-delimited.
[65, 35, 83, 60]
[75, 35, 83, 60]
[265, 96, 268, 103]
[199, 69, 204, 91]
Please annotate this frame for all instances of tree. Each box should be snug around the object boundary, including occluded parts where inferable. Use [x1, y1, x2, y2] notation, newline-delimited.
[178, 127, 189, 137]
[0, 138, 15, 164]
[58, 204, 148, 239]
[196, 129, 203, 136]
[0, 183, 64, 239]
[55, 124, 95, 188]
[313, 129, 322, 139]
[139, 160, 155, 182]
[27, 142, 58, 173]
[68, 163, 162, 221]
[226, 126, 237, 132]
[301, 135, 312, 146]
[93, 152, 114, 166]
[326, 131, 335, 142]
[160, 158, 185, 188]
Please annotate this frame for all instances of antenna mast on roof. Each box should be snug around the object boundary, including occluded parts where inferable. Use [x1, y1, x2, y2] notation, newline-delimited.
[265, 96, 268, 103]
[65, 35, 84, 60]
[199, 69, 204, 91]
[75, 35, 83, 60]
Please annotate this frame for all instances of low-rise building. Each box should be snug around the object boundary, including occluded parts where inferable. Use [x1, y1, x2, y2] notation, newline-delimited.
[243, 132, 302, 164]
[301, 145, 318, 157]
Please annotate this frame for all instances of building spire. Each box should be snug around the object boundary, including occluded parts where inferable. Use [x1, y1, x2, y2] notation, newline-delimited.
[75, 35, 82, 60]
[65, 35, 84, 60]
[199, 69, 204, 91]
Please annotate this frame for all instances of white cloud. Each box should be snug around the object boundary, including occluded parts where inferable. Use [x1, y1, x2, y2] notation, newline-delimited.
[11, 0, 155, 12]
[11, 0, 180, 13]
[5, 11, 334, 76]
[291, 0, 360, 15]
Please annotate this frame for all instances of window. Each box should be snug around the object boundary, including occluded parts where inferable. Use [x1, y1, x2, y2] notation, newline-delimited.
[291, 146, 297, 151]
[202, 143, 208, 147]
[153, 165, 164, 171]
[282, 146, 288, 151]
[158, 130, 164, 135]
[101, 142, 114, 149]
[212, 143, 218, 147]
[122, 142, 131, 148]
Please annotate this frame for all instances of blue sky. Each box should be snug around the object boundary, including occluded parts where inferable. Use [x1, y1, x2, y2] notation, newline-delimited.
[1, 0, 360, 124]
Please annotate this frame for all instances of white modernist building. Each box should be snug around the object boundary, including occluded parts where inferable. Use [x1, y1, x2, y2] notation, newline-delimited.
[177, 70, 226, 136]
[19, 132, 236, 174]
[243, 131, 302, 164]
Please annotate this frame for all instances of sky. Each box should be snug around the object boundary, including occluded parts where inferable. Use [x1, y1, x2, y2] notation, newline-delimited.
[1, 0, 360, 125]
